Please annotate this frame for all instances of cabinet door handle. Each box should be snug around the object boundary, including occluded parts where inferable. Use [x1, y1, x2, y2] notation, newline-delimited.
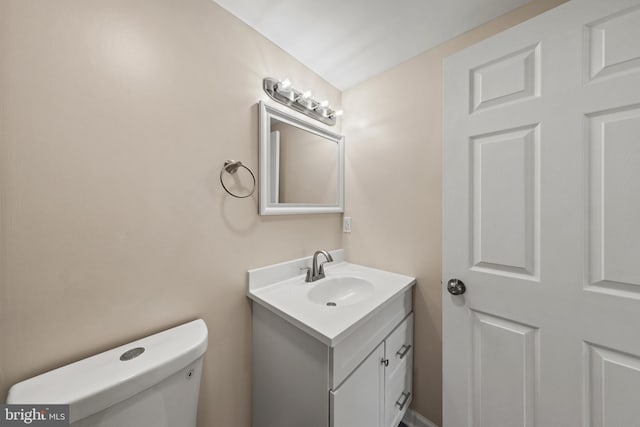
[396, 344, 412, 359]
[395, 391, 411, 411]
[381, 358, 389, 367]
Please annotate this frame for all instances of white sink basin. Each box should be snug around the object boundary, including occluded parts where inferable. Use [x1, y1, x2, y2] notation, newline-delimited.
[248, 254, 416, 345]
[307, 277, 374, 306]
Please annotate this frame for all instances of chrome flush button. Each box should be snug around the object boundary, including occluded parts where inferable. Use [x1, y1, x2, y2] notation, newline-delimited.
[120, 347, 145, 361]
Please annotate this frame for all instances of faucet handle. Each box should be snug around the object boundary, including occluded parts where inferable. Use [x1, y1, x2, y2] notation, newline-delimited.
[299, 266, 312, 282]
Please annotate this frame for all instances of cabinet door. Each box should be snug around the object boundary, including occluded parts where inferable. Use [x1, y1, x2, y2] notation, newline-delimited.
[330, 343, 384, 427]
[385, 313, 414, 427]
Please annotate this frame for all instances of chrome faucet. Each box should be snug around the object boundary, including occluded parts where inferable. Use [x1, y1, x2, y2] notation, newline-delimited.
[304, 250, 334, 282]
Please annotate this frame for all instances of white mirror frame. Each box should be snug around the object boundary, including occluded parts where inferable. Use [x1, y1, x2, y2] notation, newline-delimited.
[259, 101, 345, 215]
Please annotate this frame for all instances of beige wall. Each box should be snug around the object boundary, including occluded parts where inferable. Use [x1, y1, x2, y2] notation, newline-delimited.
[0, 0, 342, 425]
[342, 0, 568, 424]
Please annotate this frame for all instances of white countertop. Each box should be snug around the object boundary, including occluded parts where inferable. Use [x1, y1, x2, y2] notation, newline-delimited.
[248, 258, 416, 346]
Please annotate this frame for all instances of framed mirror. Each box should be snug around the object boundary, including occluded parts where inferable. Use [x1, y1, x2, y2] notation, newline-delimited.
[258, 101, 345, 215]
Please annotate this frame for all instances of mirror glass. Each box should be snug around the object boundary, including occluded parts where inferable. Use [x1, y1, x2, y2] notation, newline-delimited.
[259, 102, 344, 215]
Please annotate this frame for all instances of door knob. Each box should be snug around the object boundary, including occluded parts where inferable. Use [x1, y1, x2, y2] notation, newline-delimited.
[447, 279, 466, 295]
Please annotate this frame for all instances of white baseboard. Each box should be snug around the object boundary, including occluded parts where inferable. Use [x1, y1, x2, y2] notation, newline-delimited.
[402, 409, 439, 427]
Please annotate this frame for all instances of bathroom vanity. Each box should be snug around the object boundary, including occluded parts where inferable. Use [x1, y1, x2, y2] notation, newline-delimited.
[248, 250, 415, 427]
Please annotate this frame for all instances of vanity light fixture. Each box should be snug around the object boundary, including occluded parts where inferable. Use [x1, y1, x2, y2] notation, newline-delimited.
[263, 77, 343, 126]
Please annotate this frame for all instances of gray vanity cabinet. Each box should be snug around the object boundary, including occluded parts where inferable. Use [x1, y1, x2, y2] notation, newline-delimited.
[252, 291, 414, 427]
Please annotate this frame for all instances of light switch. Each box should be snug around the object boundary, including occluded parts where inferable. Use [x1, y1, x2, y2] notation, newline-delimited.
[343, 216, 352, 233]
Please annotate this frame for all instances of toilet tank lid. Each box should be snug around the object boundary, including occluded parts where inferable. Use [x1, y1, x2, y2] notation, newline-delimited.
[6, 319, 208, 423]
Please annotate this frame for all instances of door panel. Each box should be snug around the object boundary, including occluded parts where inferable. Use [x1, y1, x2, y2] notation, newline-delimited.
[471, 312, 537, 427]
[444, 1, 640, 426]
[471, 124, 539, 278]
[586, 6, 640, 81]
[587, 105, 640, 293]
[586, 344, 640, 427]
[470, 44, 540, 113]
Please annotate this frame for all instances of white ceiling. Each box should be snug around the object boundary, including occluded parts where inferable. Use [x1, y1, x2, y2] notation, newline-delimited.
[213, 0, 532, 90]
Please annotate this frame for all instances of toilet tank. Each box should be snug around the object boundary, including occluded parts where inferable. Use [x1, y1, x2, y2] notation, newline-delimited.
[7, 319, 208, 427]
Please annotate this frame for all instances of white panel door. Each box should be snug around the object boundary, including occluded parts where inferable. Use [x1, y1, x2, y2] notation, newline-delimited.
[443, 1, 640, 426]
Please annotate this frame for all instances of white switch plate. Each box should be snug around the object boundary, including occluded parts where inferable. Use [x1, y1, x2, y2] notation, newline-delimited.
[343, 217, 352, 233]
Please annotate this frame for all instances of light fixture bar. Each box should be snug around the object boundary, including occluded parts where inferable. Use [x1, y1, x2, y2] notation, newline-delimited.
[262, 77, 342, 126]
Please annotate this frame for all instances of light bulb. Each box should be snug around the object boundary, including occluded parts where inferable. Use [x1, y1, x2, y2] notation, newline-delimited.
[320, 100, 329, 107]
[302, 90, 312, 98]
[334, 109, 344, 117]
[279, 78, 292, 89]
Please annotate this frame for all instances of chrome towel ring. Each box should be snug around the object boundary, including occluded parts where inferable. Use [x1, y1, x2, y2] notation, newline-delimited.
[219, 160, 256, 199]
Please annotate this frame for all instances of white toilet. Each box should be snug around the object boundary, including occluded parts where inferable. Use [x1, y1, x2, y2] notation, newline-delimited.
[7, 319, 208, 426]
